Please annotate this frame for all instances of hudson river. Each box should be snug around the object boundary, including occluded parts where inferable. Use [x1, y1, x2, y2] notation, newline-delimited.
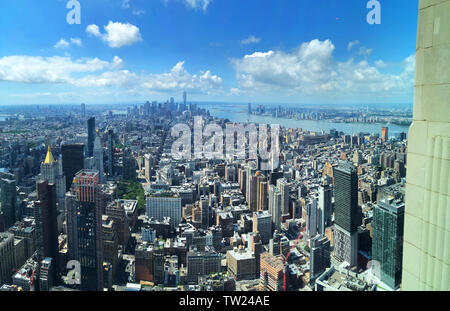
[200, 103, 410, 138]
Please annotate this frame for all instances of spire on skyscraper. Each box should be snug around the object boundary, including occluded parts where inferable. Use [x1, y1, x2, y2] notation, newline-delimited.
[44, 146, 55, 164]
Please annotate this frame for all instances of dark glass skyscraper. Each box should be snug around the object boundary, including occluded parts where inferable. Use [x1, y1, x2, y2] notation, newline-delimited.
[67, 170, 104, 291]
[34, 180, 58, 278]
[333, 162, 360, 266]
[0, 172, 17, 229]
[334, 163, 359, 233]
[310, 235, 331, 282]
[107, 129, 114, 176]
[372, 198, 405, 289]
[87, 117, 95, 157]
[62, 143, 85, 191]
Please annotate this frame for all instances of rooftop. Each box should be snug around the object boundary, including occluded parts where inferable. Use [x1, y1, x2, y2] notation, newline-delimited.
[228, 247, 254, 261]
[376, 198, 405, 213]
[260, 253, 284, 270]
[75, 169, 99, 178]
[0, 232, 13, 244]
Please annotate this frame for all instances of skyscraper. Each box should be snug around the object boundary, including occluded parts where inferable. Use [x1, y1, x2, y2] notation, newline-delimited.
[250, 232, 263, 279]
[334, 163, 359, 233]
[306, 197, 318, 237]
[65, 190, 78, 262]
[238, 167, 247, 195]
[183, 90, 187, 106]
[0, 232, 15, 286]
[144, 154, 153, 182]
[0, 172, 16, 229]
[144, 101, 151, 116]
[248, 173, 259, 212]
[372, 198, 405, 290]
[93, 135, 104, 183]
[276, 178, 289, 215]
[81, 103, 86, 117]
[39, 257, 55, 291]
[318, 185, 332, 235]
[381, 127, 389, 142]
[107, 129, 114, 176]
[122, 154, 136, 181]
[257, 178, 268, 211]
[402, 0, 450, 291]
[34, 180, 58, 276]
[102, 215, 119, 281]
[260, 252, 284, 291]
[146, 192, 182, 229]
[87, 117, 95, 157]
[200, 196, 209, 229]
[40, 146, 66, 210]
[310, 235, 331, 282]
[61, 144, 85, 192]
[268, 184, 282, 231]
[333, 162, 359, 266]
[252, 211, 272, 244]
[245, 164, 256, 204]
[66, 170, 104, 291]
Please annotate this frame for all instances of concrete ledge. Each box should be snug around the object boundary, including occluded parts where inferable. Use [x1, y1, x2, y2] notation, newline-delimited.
[419, 0, 448, 10]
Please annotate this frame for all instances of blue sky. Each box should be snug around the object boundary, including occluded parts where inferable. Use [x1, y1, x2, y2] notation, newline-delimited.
[0, 0, 418, 106]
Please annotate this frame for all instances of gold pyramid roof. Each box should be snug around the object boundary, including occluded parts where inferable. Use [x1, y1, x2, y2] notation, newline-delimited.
[44, 146, 56, 164]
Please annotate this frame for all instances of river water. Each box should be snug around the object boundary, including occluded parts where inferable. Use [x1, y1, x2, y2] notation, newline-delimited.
[200, 103, 410, 138]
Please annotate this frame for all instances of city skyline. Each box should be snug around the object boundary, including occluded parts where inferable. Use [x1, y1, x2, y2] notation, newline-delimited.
[0, 0, 448, 296]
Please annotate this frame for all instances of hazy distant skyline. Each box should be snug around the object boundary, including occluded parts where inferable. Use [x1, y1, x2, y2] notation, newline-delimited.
[0, 0, 418, 106]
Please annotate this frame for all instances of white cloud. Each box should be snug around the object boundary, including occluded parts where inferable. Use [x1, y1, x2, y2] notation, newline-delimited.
[87, 21, 142, 48]
[122, 0, 131, 9]
[358, 46, 373, 56]
[163, 0, 212, 13]
[70, 38, 82, 46]
[103, 22, 142, 47]
[230, 88, 242, 95]
[0, 54, 222, 97]
[121, 0, 146, 16]
[241, 35, 261, 45]
[231, 39, 414, 98]
[132, 9, 145, 15]
[54, 39, 70, 49]
[184, 0, 212, 12]
[54, 38, 82, 49]
[375, 60, 386, 68]
[244, 51, 274, 59]
[0, 55, 119, 84]
[232, 40, 336, 92]
[73, 61, 222, 95]
[9, 91, 76, 98]
[112, 56, 124, 69]
[347, 40, 360, 51]
[348, 40, 372, 56]
[86, 24, 101, 37]
[73, 70, 138, 88]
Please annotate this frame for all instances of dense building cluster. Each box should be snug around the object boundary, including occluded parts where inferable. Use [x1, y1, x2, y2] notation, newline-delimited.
[0, 97, 408, 291]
